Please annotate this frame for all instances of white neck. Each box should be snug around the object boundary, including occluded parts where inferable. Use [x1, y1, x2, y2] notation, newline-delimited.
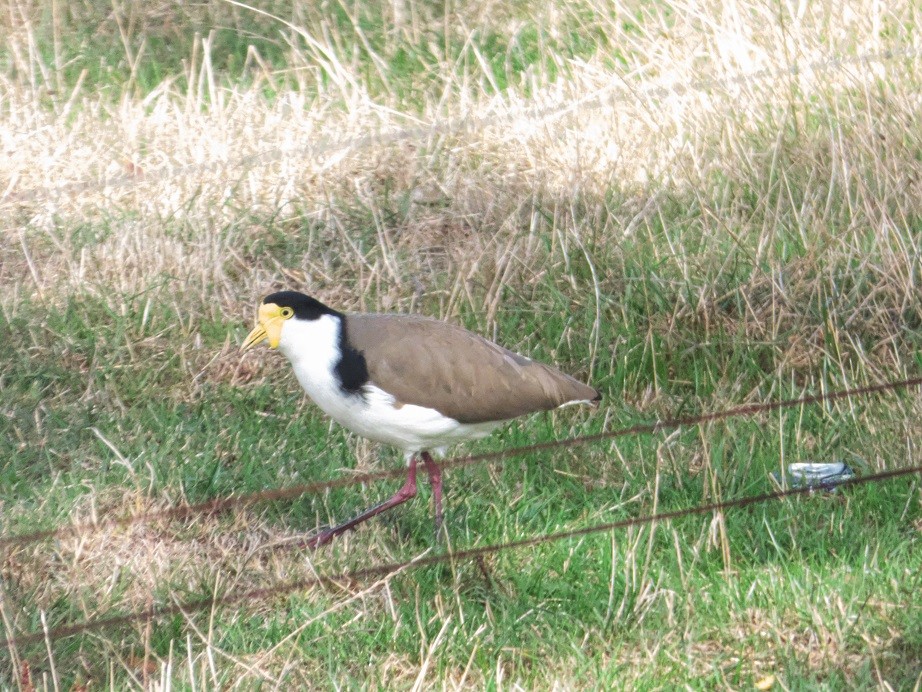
[278, 313, 343, 389]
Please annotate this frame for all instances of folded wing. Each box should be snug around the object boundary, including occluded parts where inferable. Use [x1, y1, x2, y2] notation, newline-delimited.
[345, 314, 600, 424]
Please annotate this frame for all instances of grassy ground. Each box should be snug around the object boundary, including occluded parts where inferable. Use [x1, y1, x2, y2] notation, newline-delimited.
[2, 0, 922, 688]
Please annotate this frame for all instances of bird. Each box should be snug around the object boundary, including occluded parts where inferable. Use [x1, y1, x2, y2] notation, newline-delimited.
[242, 290, 601, 548]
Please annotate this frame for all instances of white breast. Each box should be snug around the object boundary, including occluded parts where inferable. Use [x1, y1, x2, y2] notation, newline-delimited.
[278, 315, 499, 453]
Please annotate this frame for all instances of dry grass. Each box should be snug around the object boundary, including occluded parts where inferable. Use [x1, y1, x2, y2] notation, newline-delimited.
[2, 0, 922, 688]
[1, 1, 919, 315]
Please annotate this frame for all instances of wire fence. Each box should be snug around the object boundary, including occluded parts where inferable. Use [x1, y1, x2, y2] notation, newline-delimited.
[2, 374, 920, 553]
[4, 47, 919, 206]
[1, 463, 919, 651]
[1, 346, 920, 653]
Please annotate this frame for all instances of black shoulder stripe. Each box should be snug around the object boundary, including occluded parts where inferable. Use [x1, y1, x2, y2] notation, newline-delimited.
[335, 319, 370, 395]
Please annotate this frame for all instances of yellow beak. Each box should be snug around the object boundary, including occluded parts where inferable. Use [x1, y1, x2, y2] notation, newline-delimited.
[242, 303, 285, 350]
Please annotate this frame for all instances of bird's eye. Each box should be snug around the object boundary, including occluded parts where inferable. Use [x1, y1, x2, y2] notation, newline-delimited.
[280, 307, 294, 319]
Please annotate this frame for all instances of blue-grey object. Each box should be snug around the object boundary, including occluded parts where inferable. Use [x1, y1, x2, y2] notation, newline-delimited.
[771, 462, 855, 491]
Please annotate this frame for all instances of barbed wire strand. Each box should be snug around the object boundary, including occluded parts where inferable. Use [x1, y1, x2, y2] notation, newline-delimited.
[4, 47, 918, 205]
[2, 463, 919, 651]
[2, 374, 920, 551]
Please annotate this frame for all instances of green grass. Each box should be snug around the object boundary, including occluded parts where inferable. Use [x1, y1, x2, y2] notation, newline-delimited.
[0, 0, 610, 107]
[2, 0, 922, 687]
[2, 216, 920, 687]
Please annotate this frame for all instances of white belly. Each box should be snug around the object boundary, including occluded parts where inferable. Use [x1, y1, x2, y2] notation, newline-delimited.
[302, 377, 499, 452]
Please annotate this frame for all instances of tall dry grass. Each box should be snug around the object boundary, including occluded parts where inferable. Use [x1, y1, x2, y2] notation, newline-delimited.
[2, 0, 920, 328]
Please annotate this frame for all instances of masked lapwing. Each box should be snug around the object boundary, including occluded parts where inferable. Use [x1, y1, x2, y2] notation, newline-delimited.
[242, 290, 601, 548]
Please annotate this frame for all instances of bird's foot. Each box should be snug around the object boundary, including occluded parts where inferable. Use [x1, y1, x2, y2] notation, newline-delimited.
[303, 526, 339, 550]
[302, 457, 425, 550]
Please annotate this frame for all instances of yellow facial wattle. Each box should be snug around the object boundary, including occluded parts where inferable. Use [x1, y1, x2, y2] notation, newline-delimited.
[242, 302, 289, 350]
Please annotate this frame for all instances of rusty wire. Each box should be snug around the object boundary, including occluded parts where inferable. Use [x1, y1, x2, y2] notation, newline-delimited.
[1, 463, 919, 650]
[2, 375, 921, 551]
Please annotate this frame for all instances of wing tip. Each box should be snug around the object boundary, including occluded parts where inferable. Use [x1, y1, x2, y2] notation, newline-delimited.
[558, 386, 602, 410]
[583, 384, 603, 407]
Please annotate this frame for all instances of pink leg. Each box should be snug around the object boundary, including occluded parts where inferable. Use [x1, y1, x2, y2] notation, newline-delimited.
[306, 455, 419, 549]
[421, 451, 443, 536]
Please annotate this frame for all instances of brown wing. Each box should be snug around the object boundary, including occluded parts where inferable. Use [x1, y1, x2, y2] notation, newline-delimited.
[344, 314, 600, 424]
